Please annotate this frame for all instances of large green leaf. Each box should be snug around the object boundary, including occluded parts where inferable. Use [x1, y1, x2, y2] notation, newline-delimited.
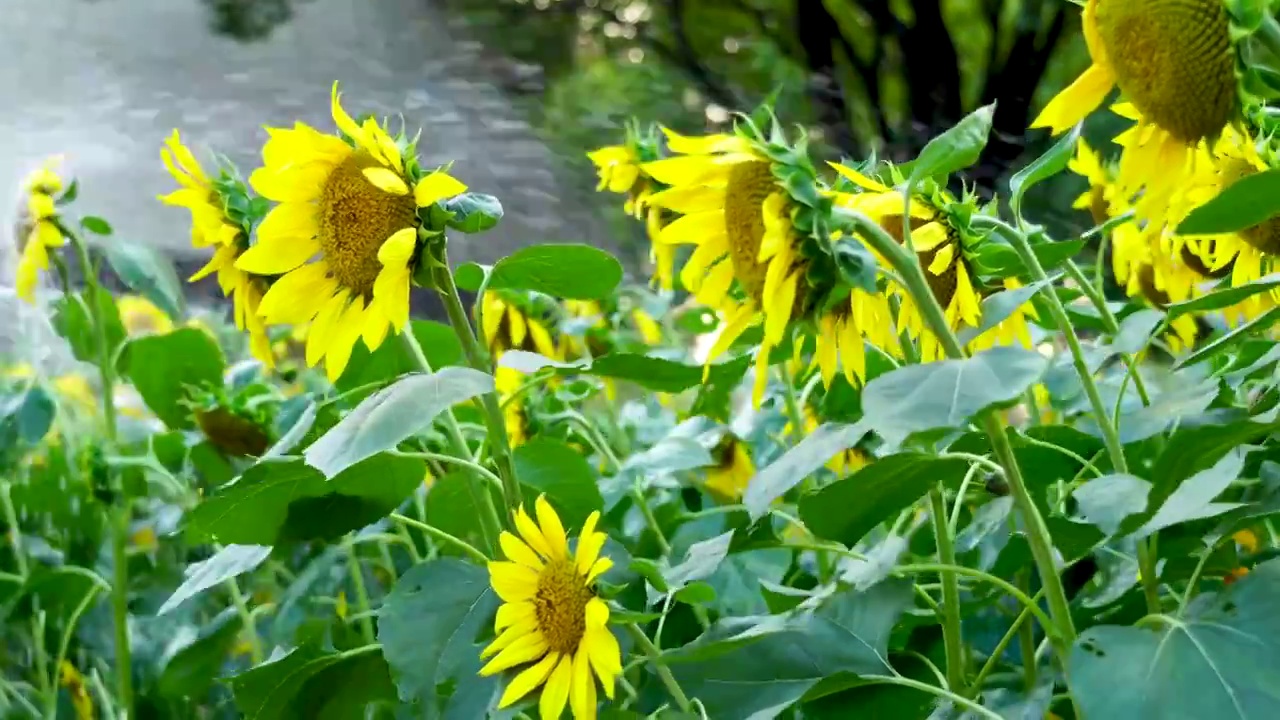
[1166, 273, 1280, 318]
[335, 320, 464, 402]
[185, 454, 425, 545]
[51, 286, 125, 364]
[103, 240, 186, 319]
[800, 454, 970, 546]
[1072, 474, 1150, 536]
[666, 578, 914, 718]
[124, 328, 226, 429]
[378, 559, 500, 717]
[425, 470, 503, 556]
[908, 104, 995, 184]
[744, 422, 870, 520]
[230, 644, 396, 720]
[304, 367, 493, 478]
[498, 350, 749, 394]
[158, 544, 272, 615]
[157, 608, 243, 700]
[1131, 447, 1246, 539]
[1176, 167, 1280, 235]
[861, 346, 1047, 443]
[0, 384, 56, 448]
[1068, 558, 1280, 719]
[513, 438, 603, 527]
[1010, 124, 1082, 218]
[456, 243, 623, 299]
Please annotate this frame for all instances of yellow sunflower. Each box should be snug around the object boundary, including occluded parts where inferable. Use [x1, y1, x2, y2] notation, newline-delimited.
[14, 158, 66, 303]
[1031, 0, 1238, 228]
[1068, 138, 1118, 225]
[160, 131, 275, 368]
[705, 434, 755, 501]
[643, 126, 815, 403]
[496, 365, 530, 447]
[785, 407, 870, 477]
[588, 127, 674, 290]
[481, 496, 621, 719]
[828, 163, 1037, 362]
[233, 82, 467, 382]
[117, 295, 175, 337]
[483, 291, 562, 361]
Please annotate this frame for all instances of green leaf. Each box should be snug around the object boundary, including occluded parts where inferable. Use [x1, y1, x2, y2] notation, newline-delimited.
[498, 350, 747, 394]
[1112, 308, 1166, 354]
[974, 239, 1085, 277]
[80, 215, 112, 235]
[158, 544, 272, 615]
[1133, 447, 1246, 538]
[230, 645, 395, 720]
[483, 243, 623, 300]
[1167, 272, 1280, 318]
[800, 454, 970, 546]
[102, 240, 185, 319]
[0, 385, 56, 445]
[513, 438, 603, 527]
[1072, 474, 1151, 536]
[1068, 558, 1280, 719]
[123, 328, 226, 429]
[425, 470, 503, 555]
[908, 104, 995, 184]
[52, 287, 125, 364]
[1176, 306, 1280, 368]
[667, 579, 913, 718]
[335, 320, 465, 403]
[621, 437, 713, 475]
[744, 422, 870, 520]
[378, 559, 500, 715]
[956, 279, 1053, 346]
[454, 262, 489, 292]
[1176, 166, 1280, 235]
[443, 192, 504, 234]
[665, 531, 734, 589]
[304, 367, 493, 478]
[674, 581, 718, 605]
[861, 346, 1047, 443]
[158, 608, 244, 700]
[185, 455, 425, 545]
[1010, 124, 1082, 218]
[832, 239, 879, 294]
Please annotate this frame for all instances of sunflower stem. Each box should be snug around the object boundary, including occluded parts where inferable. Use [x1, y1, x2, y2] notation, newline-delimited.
[778, 362, 806, 445]
[398, 331, 502, 554]
[929, 489, 968, 690]
[389, 513, 489, 563]
[344, 537, 377, 645]
[625, 624, 692, 713]
[842, 210, 1077, 659]
[58, 219, 133, 717]
[431, 249, 524, 517]
[983, 220, 1163, 613]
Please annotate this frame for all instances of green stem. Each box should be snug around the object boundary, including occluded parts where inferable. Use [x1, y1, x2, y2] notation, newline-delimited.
[778, 362, 806, 444]
[344, 539, 377, 645]
[1060, 259, 1150, 405]
[432, 249, 523, 513]
[392, 450, 503, 490]
[967, 600, 1036, 698]
[632, 482, 672, 556]
[399, 331, 502, 554]
[845, 210, 1077, 653]
[893, 564, 1056, 636]
[625, 624, 692, 713]
[929, 490, 967, 690]
[225, 578, 263, 665]
[390, 513, 489, 563]
[861, 675, 1003, 720]
[0, 481, 27, 577]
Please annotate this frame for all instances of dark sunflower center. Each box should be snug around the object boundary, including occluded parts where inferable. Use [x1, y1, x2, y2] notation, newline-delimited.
[1138, 265, 1172, 307]
[723, 161, 777, 302]
[194, 408, 272, 458]
[1094, 0, 1235, 144]
[1180, 243, 1232, 279]
[1089, 187, 1111, 227]
[534, 558, 592, 654]
[318, 153, 417, 298]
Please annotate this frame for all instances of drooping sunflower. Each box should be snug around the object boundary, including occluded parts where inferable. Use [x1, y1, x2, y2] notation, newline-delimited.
[588, 123, 674, 290]
[483, 290, 563, 361]
[481, 496, 621, 719]
[496, 365, 530, 448]
[828, 163, 1038, 363]
[1068, 137, 1119, 226]
[1031, 0, 1239, 228]
[14, 157, 67, 303]
[643, 120, 841, 403]
[705, 433, 755, 501]
[234, 82, 468, 381]
[784, 405, 870, 477]
[159, 130, 275, 367]
[117, 295, 175, 337]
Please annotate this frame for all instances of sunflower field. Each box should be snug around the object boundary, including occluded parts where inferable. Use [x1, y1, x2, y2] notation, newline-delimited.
[11, 0, 1280, 718]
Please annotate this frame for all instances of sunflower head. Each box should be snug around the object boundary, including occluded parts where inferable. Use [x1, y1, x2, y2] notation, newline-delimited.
[1093, 0, 1237, 145]
[482, 290, 563, 360]
[188, 384, 276, 458]
[14, 157, 69, 303]
[118, 295, 176, 337]
[481, 496, 621, 719]
[706, 433, 755, 501]
[588, 120, 664, 217]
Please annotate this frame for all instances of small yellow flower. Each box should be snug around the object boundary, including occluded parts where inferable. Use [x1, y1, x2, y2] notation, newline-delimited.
[481, 496, 621, 719]
[117, 295, 175, 337]
[130, 526, 159, 552]
[235, 82, 467, 381]
[160, 130, 275, 368]
[58, 661, 94, 720]
[15, 157, 67, 303]
[1234, 529, 1259, 554]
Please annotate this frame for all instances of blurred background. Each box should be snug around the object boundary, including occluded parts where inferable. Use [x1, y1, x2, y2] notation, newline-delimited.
[1, 0, 1096, 300]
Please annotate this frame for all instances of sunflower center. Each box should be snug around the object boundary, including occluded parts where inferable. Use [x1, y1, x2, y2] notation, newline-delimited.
[317, 153, 417, 298]
[1138, 265, 1171, 307]
[534, 558, 593, 655]
[1094, 0, 1235, 144]
[723, 161, 777, 302]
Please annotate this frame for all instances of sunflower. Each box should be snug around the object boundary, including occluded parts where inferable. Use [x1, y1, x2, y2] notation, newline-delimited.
[1068, 138, 1118, 226]
[643, 123, 826, 404]
[1031, 0, 1238, 228]
[117, 295, 175, 337]
[785, 406, 870, 477]
[483, 291, 563, 361]
[233, 82, 468, 381]
[705, 434, 755, 501]
[14, 158, 66, 303]
[588, 124, 674, 289]
[496, 365, 530, 447]
[828, 163, 1037, 362]
[481, 496, 621, 719]
[160, 130, 275, 368]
